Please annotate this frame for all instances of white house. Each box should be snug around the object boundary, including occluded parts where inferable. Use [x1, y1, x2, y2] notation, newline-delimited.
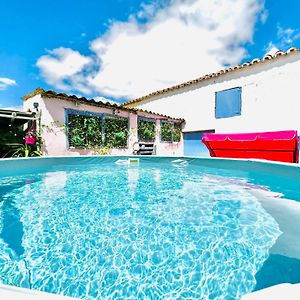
[123, 48, 300, 156]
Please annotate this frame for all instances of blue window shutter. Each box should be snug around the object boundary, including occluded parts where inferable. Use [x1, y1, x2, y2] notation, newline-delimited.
[215, 87, 241, 118]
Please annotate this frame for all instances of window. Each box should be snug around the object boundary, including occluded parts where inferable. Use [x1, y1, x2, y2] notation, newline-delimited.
[67, 113, 102, 148]
[160, 121, 182, 142]
[215, 87, 241, 119]
[138, 118, 156, 142]
[173, 123, 181, 142]
[161, 122, 172, 142]
[66, 110, 129, 148]
[104, 117, 129, 148]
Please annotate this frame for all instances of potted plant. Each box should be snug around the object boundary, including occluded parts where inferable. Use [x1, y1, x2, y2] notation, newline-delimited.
[25, 130, 37, 145]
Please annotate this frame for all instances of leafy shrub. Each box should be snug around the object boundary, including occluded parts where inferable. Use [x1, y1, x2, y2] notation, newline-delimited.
[0, 127, 24, 157]
[5, 144, 42, 158]
[0, 124, 42, 158]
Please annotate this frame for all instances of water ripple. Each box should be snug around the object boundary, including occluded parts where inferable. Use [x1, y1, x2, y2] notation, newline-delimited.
[0, 165, 281, 299]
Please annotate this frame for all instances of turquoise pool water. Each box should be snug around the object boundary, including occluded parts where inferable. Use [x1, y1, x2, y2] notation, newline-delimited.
[0, 157, 300, 299]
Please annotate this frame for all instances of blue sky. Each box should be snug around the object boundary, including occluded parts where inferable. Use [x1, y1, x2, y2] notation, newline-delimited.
[0, 0, 300, 109]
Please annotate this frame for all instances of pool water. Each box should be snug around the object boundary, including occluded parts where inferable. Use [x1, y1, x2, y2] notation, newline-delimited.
[0, 158, 299, 299]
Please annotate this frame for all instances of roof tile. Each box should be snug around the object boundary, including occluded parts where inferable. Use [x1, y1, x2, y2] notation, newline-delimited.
[23, 88, 184, 122]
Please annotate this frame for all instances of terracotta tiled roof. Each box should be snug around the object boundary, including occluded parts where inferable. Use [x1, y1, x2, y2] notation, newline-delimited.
[22, 88, 184, 122]
[122, 47, 300, 107]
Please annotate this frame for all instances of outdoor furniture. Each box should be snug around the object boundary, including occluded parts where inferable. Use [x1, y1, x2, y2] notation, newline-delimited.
[133, 142, 156, 155]
[202, 130, 299, 163]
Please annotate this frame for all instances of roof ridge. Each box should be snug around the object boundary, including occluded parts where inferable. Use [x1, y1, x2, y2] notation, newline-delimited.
[122, 47, 299, 107]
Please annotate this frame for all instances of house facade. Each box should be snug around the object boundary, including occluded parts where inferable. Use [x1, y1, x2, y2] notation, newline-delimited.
[123, 48, 300, 156]
[23, 89, 184, 156]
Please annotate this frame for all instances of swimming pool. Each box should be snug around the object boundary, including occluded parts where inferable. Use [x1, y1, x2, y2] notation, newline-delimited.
[0, 156, 299, 299]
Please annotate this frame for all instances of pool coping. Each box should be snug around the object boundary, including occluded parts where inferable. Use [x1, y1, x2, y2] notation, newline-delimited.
[0, 154, 299, 166]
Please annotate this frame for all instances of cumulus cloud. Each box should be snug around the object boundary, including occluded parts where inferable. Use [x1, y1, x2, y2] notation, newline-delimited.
[0, 77, 17, 91]
[36, 0, 265, 100]
[36, 47, 92, 93]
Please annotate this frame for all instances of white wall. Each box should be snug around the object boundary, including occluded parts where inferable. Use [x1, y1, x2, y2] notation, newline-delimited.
[128, 53, 300, 134]
[23, 95, 183, 156]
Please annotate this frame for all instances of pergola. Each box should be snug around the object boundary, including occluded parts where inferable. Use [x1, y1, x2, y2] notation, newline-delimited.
[0, 109, 38, 130]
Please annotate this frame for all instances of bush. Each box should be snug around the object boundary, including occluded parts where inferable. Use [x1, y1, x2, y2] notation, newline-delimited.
[0, 127, 25, 157]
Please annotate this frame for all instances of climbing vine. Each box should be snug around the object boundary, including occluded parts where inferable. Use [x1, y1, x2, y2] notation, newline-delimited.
[161, 121, 181, 142]
[138, 119, 156, 142]
[104, 117, 128, 148]
[67, 112, 181, 148]
[173, 123, 181, 142]
[161, 122, 173, 142]
[68, 114, 102, 148]
[67, 113, 129, 149]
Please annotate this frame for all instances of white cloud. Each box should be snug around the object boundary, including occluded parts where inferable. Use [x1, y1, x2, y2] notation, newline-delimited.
[36, 0, 265, 100]
[36, 47, 92, 93]
[0, 104, 24, 111]
[0, 77, 17, 91]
